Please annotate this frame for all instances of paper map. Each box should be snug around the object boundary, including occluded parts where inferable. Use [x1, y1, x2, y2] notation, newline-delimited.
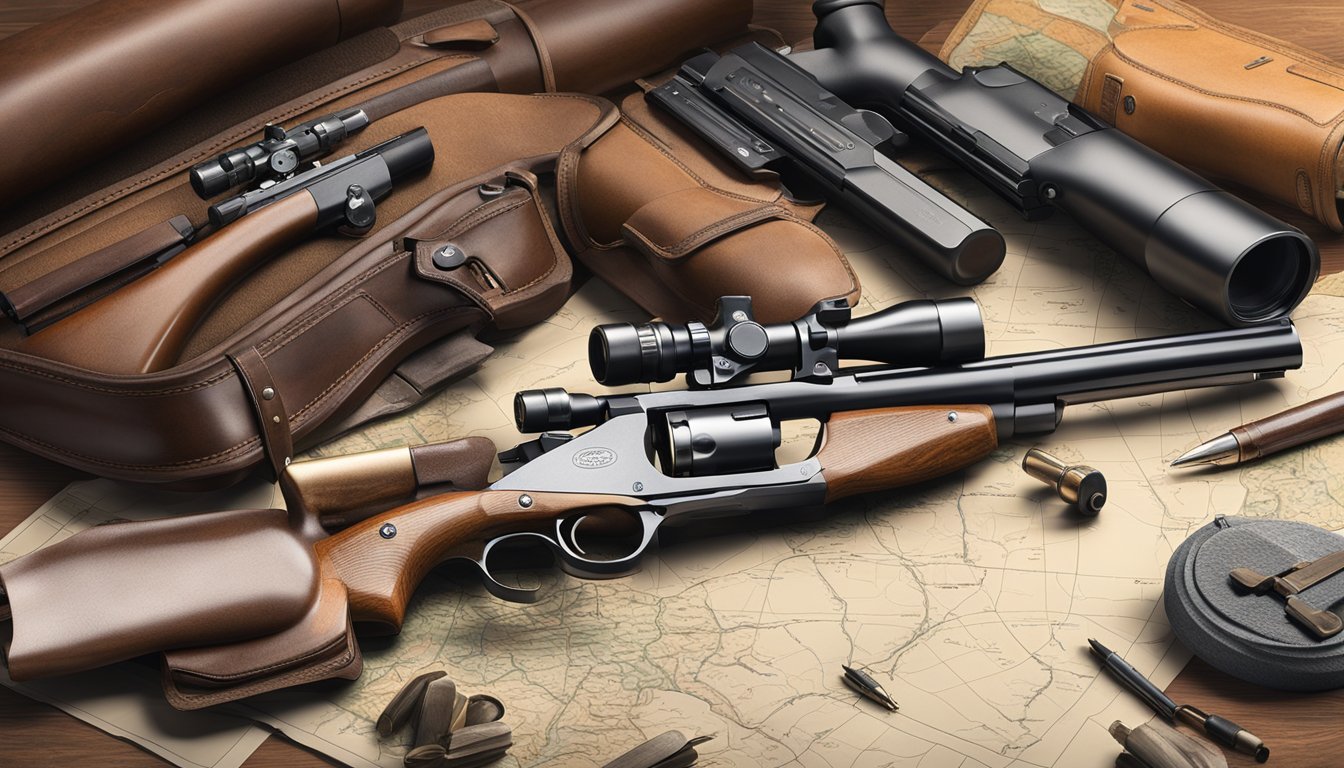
[4, 157, 1344, 768]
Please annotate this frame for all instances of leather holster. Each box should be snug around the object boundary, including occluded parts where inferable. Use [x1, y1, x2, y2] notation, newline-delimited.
[942, 0, 1344, 231]
[561, 88, 861, 325]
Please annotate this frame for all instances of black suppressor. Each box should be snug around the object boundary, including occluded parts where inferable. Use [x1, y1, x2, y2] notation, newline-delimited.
[190, 108, 370, 199]
[589, 295, 984, 387]
[791, 0, 1319, 326]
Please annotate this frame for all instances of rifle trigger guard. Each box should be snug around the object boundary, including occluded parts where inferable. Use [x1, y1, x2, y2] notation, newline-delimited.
[553, 508, 664, 579]
[475, 532, 555, 604]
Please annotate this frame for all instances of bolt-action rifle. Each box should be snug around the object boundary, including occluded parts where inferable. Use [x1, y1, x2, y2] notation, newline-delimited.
[0, 296, 1301, 704]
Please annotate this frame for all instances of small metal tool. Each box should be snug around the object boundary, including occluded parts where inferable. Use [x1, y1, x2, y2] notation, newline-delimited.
[1023, 448, 1106, 515]
[1230, 548, 1344, 638]
[841, 664, 898, 711]
[1090, 639, 1268, 762]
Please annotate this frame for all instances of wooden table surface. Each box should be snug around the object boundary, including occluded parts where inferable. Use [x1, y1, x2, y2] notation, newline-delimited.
[1, 1, 1343, 766]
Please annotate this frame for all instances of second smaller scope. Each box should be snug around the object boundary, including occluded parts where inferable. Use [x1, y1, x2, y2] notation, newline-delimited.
[190, 108, 370, 199]
[589, 295, 984, 387]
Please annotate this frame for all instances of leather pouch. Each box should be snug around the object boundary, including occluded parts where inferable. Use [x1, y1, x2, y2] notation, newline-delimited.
[941, 0, 1344, 231]
[0, 93, 617, 486]
[561, 89, 860, 324]
[161, 565, 361, 710]
[0, 0, 754, 486]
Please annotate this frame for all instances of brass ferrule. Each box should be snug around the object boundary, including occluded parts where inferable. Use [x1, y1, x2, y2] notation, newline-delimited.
[1023, 448, 1107, 515]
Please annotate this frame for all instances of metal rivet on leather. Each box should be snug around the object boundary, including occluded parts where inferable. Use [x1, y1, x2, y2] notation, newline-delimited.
[228, 347, 294, 481]
[432, 244, 467, 271]
[1124, 95, 1136, 115]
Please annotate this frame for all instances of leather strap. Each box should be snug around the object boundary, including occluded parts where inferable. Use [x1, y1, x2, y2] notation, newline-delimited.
[423, 18, 500, 47]
[228, 347, 294, 480]
[2, 215, 193, 325]
[500, 2, 556, 92]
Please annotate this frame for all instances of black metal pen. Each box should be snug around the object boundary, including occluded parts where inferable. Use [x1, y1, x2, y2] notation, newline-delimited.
[1088, 639, 1268, 763]
[841, 664, 898, 711]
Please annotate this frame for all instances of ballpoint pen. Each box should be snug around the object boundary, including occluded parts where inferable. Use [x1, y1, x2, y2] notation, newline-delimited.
[841, 665, 899, 711]
[1088, 639, 1268, 763]
[1172, 390, 1344, 468]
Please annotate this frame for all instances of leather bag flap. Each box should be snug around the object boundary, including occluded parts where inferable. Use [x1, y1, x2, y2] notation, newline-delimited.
[622, 188, 791, 262]
[0, 508, 317, 681]
[410, 169, 571, 329]
[422, 18, 500, 48]
[161, 568, 361, 710]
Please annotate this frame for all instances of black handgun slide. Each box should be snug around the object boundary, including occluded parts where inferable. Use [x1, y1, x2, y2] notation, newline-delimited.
[793, 0, 1319, 326]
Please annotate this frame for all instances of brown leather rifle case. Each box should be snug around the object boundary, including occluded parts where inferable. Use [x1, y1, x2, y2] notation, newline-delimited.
[0, 0, 404, 210]
[0, 0, 757, 487]
[942, 0, 1344, 232]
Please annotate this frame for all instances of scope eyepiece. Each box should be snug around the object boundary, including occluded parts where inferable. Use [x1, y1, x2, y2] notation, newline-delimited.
[188, 109, 370, 200]
[589, 295, 985, 387]
[514, 388, 606, 433]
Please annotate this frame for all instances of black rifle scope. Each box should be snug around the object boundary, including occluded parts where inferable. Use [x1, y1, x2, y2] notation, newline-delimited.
[189, 108, 370, 199]
[588, 295, 984, 387]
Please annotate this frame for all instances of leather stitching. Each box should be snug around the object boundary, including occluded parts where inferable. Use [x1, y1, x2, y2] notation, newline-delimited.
[0, 357, 234, 395]
[553, 98, 622, 250]
[624, 204, 788, 260]
[0, 423, 257, 470]
[618, 114, 783, 206]
[289, 306, 480, 424]
[1102, 45, 1344, 126]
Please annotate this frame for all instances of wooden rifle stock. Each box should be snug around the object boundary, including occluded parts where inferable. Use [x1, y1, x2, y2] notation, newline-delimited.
[817, 405, 999, 502]
[315, 491, 644, 633]
[17, 192, 319, 374]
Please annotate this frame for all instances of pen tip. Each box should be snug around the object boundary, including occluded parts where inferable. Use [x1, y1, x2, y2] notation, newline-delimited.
[1171, 433, 1240, 468]
[1087, 638, 1110, 657]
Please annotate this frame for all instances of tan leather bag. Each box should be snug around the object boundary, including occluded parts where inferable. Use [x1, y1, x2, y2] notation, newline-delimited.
[942, 0, 1344, 231]
[561, 88, 861, 325]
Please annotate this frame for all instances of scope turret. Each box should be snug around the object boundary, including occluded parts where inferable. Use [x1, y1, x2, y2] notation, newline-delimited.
[589, 296, 984, 388]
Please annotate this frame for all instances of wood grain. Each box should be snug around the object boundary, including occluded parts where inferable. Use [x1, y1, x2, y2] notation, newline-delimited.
[818, 405, 998, 501]
[1231, 390, 1344, 460]
[316, 491, 642, 631]
[0, 1, 1341, 767]
[1114, 719, 1228, 768]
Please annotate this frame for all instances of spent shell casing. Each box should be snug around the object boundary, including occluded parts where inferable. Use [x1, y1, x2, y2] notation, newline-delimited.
[443, 721, 513, 765]
[465, 694, 506, 725]
[414, 677, 459, 749]
[404, 744, 447, 768]
[377, 671, 448, 737]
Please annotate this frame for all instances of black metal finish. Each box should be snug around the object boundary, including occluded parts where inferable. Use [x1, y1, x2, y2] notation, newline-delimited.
[518, 320, 1302, 441]
[481, 304, 1301, 605]
[791, 0, 1319, 325]
[189, 109, 370, 199]
[206, 128, 433, 230]
[589, 295, 985, 388]
[649, 45, 1005, 285]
